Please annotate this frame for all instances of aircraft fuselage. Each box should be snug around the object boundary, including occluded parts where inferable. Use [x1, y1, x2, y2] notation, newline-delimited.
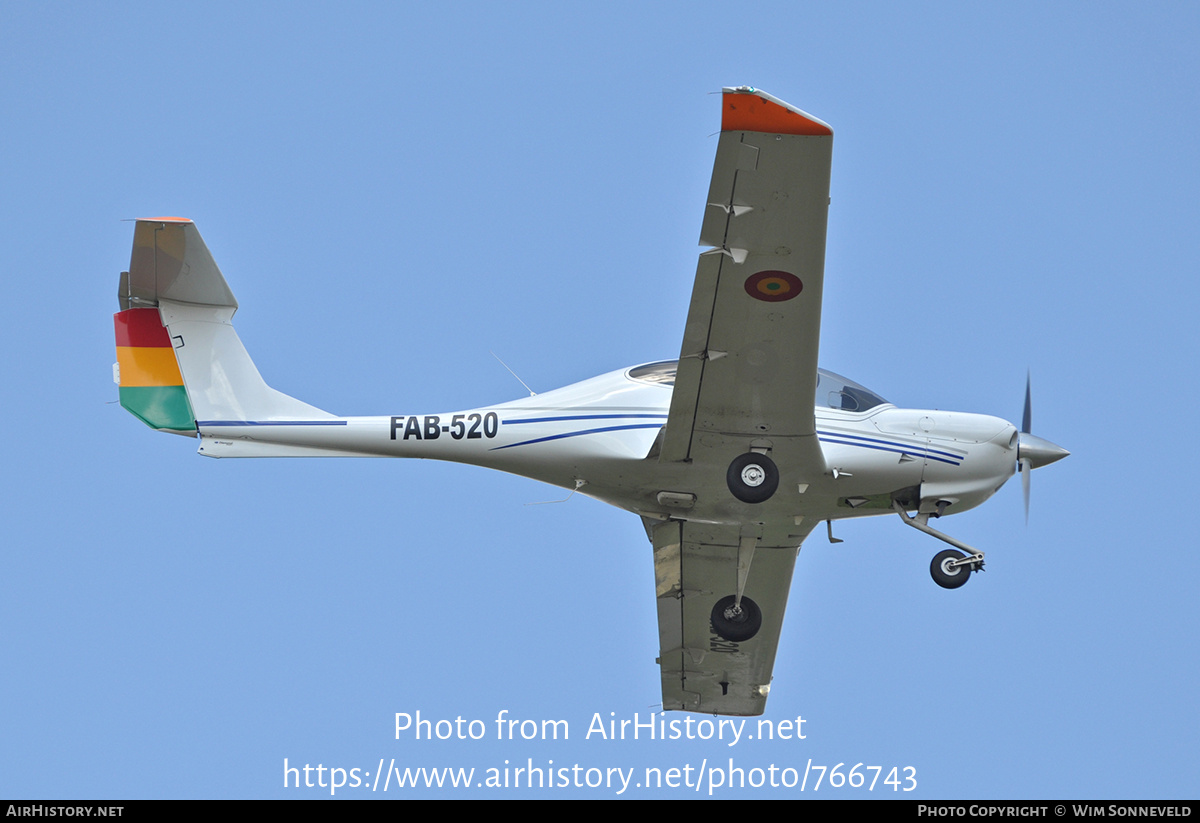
[195, 362, 1020, 536]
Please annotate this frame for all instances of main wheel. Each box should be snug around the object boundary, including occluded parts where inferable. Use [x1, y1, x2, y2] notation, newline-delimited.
[726, 452, 779, 504]
[711, 595, 762, 642]
[930, 549, 971, 589]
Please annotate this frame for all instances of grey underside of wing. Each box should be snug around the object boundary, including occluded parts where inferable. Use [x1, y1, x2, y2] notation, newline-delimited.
[652, 518, 818, 716]
[652, 126, 833, 715]
[661, 129, 832, 461]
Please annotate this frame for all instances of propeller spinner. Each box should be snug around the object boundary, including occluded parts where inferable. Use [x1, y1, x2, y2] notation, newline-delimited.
[1016, 373, 1070, 522]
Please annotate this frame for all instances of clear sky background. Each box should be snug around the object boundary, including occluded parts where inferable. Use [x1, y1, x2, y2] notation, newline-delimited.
[2, 2, 1197, 799]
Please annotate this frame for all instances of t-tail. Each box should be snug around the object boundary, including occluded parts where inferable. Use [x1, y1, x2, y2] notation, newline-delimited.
[113, 218, 339, 455]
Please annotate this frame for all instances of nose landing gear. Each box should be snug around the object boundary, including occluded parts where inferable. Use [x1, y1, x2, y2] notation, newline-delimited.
[892, 501, 986, 589]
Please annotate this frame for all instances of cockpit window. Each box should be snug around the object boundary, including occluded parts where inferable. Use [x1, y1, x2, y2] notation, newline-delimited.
[816, 369, 889, 411]
[627, 361, 889, 411]
[627, 361, 678, 386]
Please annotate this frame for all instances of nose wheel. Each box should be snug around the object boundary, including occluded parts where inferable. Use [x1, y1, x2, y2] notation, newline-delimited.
[930, 549, 974, 589]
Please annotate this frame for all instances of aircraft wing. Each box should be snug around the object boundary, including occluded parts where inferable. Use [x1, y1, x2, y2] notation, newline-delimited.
[651, 518, 817, 715]
[653, 88, 833, 715]
[662, 87, 832, 461]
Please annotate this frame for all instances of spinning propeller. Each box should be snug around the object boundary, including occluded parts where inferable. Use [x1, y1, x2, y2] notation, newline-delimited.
[1015, 372, 1070, 522]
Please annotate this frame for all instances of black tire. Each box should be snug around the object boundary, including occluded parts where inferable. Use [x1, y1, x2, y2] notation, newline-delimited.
[711, 595, 762, 642]
[726, 452, 779, 504]
[930, 549, 971, 589]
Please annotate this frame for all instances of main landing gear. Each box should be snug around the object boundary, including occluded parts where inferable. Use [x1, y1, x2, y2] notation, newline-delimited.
[710, 521, 765, 644]
[726, 452, 779, 504]
[711, 595, 762, 642]
[892, 501, 986, 590]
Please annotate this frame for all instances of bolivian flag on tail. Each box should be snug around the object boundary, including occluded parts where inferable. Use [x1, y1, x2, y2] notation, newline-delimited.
[114, 307, 196, 434]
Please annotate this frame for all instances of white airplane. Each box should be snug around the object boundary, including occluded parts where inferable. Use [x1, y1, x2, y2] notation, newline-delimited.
[112, 87, 1067, 716]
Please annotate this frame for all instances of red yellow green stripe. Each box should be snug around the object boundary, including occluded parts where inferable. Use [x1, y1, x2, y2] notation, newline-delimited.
[114, 308, 195, 433]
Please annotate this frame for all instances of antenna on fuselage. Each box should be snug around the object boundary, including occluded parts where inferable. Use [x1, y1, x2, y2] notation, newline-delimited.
[525, 479, 587, 506]
[490, 351, 537, 396]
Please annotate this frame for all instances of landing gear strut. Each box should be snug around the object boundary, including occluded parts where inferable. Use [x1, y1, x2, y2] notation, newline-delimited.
[892, 501, 985, 589]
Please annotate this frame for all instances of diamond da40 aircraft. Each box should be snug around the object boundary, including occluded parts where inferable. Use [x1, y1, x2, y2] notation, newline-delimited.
[112, 87, 1068, 716]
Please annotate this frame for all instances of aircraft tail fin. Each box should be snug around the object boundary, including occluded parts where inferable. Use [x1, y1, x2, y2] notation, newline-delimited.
[113, 218, 333, 436]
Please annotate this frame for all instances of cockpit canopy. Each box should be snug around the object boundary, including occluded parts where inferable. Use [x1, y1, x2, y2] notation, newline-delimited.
[814, 368, 889, 412]
[627, 361, 890, 412]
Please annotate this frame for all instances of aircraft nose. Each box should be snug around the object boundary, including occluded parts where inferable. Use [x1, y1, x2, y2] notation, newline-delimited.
[1017, 433, 1070, 469]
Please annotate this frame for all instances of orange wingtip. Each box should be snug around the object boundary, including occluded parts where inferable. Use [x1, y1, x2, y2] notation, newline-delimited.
[721, 87, 832, 136]
[139, 216, 192, 223]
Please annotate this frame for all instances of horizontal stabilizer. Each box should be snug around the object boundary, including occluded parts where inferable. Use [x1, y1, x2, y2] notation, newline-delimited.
[114, 219, 333, 439]
[122, 218, 237, 310]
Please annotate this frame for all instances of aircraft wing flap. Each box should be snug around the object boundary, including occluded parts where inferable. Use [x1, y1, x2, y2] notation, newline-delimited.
[653, 520, 803, 716]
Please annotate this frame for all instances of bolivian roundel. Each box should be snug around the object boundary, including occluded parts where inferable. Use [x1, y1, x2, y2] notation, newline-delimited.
[744, 270, 802, 302]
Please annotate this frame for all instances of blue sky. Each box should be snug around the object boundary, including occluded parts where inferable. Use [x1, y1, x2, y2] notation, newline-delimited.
[2, 2, 1198, 799]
